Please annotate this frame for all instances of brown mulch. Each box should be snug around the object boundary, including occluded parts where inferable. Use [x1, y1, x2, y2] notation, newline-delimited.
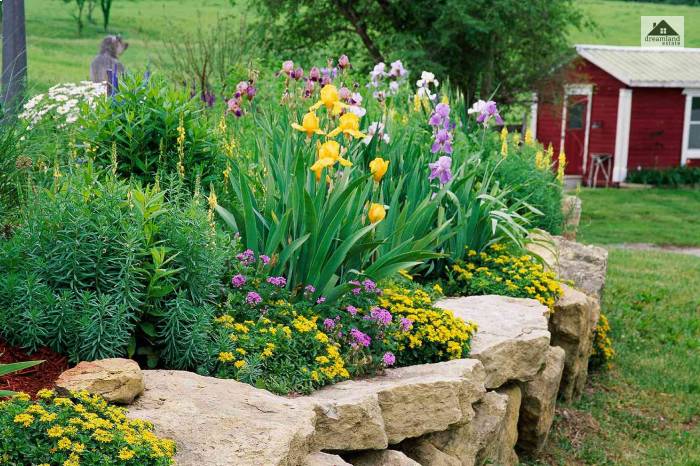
[0, 338, 69, 397]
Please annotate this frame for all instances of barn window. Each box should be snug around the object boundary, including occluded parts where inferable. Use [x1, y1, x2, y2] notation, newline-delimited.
[689, 97, 700, 149]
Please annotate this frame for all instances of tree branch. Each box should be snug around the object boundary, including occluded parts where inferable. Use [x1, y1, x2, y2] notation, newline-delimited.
[332, 0, 385, 63]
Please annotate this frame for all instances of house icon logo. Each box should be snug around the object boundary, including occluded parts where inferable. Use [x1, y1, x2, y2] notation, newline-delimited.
[641, 16, 684, 47]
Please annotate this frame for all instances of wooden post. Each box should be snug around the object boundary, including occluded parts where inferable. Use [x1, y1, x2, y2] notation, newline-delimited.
[2, 0, 28, 119]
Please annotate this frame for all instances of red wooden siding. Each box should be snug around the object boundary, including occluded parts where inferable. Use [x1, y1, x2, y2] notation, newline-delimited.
[627, 88, 685, 169]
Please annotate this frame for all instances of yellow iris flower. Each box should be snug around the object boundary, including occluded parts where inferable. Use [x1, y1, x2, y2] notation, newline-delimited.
[327, 113, 366, 139]
[369, 157, 389, 182]
[292, 111, 325, 138]
[310, 84, 347, 115]
[368, 203, 386, 224]
[310, 141, 352, 181]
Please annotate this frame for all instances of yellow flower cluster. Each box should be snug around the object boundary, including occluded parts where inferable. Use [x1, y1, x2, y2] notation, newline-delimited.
[449, 244, 563, 309]
[3, 389, 175, 465]
[591, 313, 614, 369]
[378, 287, 477, 363]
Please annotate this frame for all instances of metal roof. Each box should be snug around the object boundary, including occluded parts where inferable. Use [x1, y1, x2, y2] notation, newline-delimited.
[575, 44, 700, 88]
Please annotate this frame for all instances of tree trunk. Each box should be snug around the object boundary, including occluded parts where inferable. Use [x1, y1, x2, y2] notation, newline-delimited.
[333, 0, 385, 64]
[2, 0, 28, 120]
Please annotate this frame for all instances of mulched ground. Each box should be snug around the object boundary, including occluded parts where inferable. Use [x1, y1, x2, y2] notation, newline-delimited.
[0, 339, 68, 397]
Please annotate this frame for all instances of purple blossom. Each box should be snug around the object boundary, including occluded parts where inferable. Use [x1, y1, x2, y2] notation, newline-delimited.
[338, 86, 352, 102]
[246, 291, 262, 306]
[346, 305, 358, 316]
[369, 307, 393, 326]
[309, 67, 321, 82]
[281, 60, 294, 76]
[236, 249, 256, 265]
[338, 54, 351, 70]
[266, 276, 287, 287]
[350, 328, 371, 348]
[389, 60, 407, 79]
[260, 255, 271, 265]
[316, 296, 327, 304]
[468, 99, 504, 127]
[362, 279, 377, 292]
[292, 67, 304, 80]
[400, 317, 413, 332]
[431, 128, 453, 154]
[429, 103, 451, 128]
[352, 287, 362, 295]
[305, 285, 316, 294]
[303, 79, 315, 98]
[323, 318, 336, 330]
[382, 352, 396, 366]
[428, 156, 453, 184]
[231, 274, 247, 288]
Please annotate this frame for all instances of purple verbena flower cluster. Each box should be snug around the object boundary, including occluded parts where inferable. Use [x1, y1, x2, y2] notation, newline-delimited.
[368, 307, 392, 326]
[400, 317, 413, 332]
[231, 274, 246, 288]
[350, 328, 372, 348]
[266, 276, 287, 288]
[382, 352, 396, 366]
[246, 291, 262, 306]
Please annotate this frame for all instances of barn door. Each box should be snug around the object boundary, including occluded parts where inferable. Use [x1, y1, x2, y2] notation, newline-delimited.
[563, 95, 588, 176]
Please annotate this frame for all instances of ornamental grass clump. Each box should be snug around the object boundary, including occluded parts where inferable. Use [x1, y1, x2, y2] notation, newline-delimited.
[445, 244, 563, 309]
[0, 390, 175, 466]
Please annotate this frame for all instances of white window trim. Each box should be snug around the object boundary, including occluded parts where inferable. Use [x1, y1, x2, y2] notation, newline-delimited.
[529, 93, 538, 139]
[681, 88, 700, 165]
[612, 89, 633, 183]
[560, 84, 593, 175]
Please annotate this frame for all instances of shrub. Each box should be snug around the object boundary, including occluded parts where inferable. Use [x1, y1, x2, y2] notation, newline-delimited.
[444, 243, 563, 309]
[77, 74, 222, 188]
[0, 167, 227, 368]
[626, 166, 700, 187]
[0, 390, 175, 465]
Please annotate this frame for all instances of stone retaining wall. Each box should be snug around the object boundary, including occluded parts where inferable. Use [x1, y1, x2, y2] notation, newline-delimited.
[106, 236, 605, 465]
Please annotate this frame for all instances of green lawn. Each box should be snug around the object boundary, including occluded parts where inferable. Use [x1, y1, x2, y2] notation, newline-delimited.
[577, 188, 700, 247]
[6, 0, 700, 92]
[572, 0, 700, 48]
[526, 189, 700, 465]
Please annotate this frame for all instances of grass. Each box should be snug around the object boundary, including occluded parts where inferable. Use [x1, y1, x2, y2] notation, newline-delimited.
[525, 188, 700, 465]
[576, 188, 700, 246]
[5, 0, 700, 92]
[572, 0, 700, 48]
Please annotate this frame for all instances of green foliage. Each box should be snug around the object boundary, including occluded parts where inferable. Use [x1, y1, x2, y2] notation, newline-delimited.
[444, 243, 563, 309]
[252, 0, 584, 102]
[0, 166, 227, 368]
[0, 361, 44, 397]
[590, 313, 614, 370]
[0, 390, 175, 465]
[77, 74, 222, 189]
[626, 166, 700, 187]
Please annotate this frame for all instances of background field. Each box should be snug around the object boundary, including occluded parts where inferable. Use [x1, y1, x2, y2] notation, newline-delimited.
[3, 0, 700, 91]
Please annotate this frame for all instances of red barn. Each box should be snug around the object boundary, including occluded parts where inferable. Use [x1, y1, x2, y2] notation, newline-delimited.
[532, 45, 700, 186]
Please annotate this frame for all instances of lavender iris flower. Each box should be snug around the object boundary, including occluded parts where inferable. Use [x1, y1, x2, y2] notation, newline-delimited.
[431, 128, 453, 154]
[428, 156, 453, 184]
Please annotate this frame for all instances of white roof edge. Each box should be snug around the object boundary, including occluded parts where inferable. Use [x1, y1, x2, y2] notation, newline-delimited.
[576, 48, 632, 85]
[630, 80, 700, 88]
[575, 44, 700, 53]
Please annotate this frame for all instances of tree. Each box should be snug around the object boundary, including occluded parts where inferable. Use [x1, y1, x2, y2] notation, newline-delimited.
[253, 0, 585, 104]
[62, 0, 88, 35]
[100, 0, 113, 31]
[2, 0, 27, 119]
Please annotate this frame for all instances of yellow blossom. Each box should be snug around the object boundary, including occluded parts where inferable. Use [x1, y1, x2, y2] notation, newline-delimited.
[119, 448, 136, 460]
[13, 413, 34, 427]
[327, 112, 365, 139]
[310, 84, 347, 115]
[557, 151, 566, 183]
[218, 352, 235, 363]
[57, 437, 72, 450]
[292, 111, 325, 138]
[369, 157, 390, 183]
[524, 128, 534, 145]
[368, 203, 386, 224]
[234, 360, 247, 369]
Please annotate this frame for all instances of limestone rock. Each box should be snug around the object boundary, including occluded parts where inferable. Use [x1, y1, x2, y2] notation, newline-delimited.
[304, 452, 352, 466]
[517, 346, 566, 453]
[401, 441, 462, 466]
[55, 358, 144, 404]
[127, 370, 316, 466]
[489, 385, 521, 466]
[554, 236, 608, 299]
[307, 359, 486, 450]
[550, 285, 601, 401]
[436, 295, 551, 388]
[346, 449, 421, 466]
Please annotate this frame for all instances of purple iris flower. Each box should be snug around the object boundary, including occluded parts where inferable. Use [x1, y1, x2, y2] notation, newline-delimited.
[469, 99, 504, 127]
[428, 156, 453, 184]
[431, 128, 453, 154]
[309, 67, 321, 82]
[338, 54, 351, 70]
[429, 103, 451, 128]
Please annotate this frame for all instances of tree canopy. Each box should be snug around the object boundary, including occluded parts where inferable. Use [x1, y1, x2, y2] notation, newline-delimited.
[252, 0, 586, 104]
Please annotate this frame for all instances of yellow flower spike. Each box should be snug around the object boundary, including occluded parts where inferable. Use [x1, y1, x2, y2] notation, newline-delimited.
[524, 128, 534, 145]
[369, 157, 390, 183]
[368, 203, 386, 224]
[557, 151, 567, 183]
[292, 111, 325, 138]
[413, 94, 421, 112]
[534, 150, 544, 170]
[499, 126, 508, 143]
[327, 112, 366, 139]
[500, 137, 508, 157]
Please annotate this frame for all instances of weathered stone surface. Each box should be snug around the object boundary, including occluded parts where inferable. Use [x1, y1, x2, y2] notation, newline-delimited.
[304, 452, 352, 466]
[436, 295, 551, 388]
[401, 441, 462, 466]
[562, 195, 582, 240]
[517, 346, 566, 453]
[346, 449, 421, 466]
[307, 359, 486, 450]
[550, 285, 601, 401]
[554, 236, 608, 299]
[127, 370, 316, 466]
[55, 358, 144, 404]
[489, 385, 521, 466]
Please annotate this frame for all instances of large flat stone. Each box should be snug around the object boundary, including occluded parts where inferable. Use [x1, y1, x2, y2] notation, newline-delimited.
[436, 296, 551, 389]
[307, 359, 486, 450]
[55, 358, 144, 404]
[127, 370, 317, 466]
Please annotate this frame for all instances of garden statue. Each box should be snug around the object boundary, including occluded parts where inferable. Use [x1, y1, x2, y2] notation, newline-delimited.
[89, 35, 129, 83]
